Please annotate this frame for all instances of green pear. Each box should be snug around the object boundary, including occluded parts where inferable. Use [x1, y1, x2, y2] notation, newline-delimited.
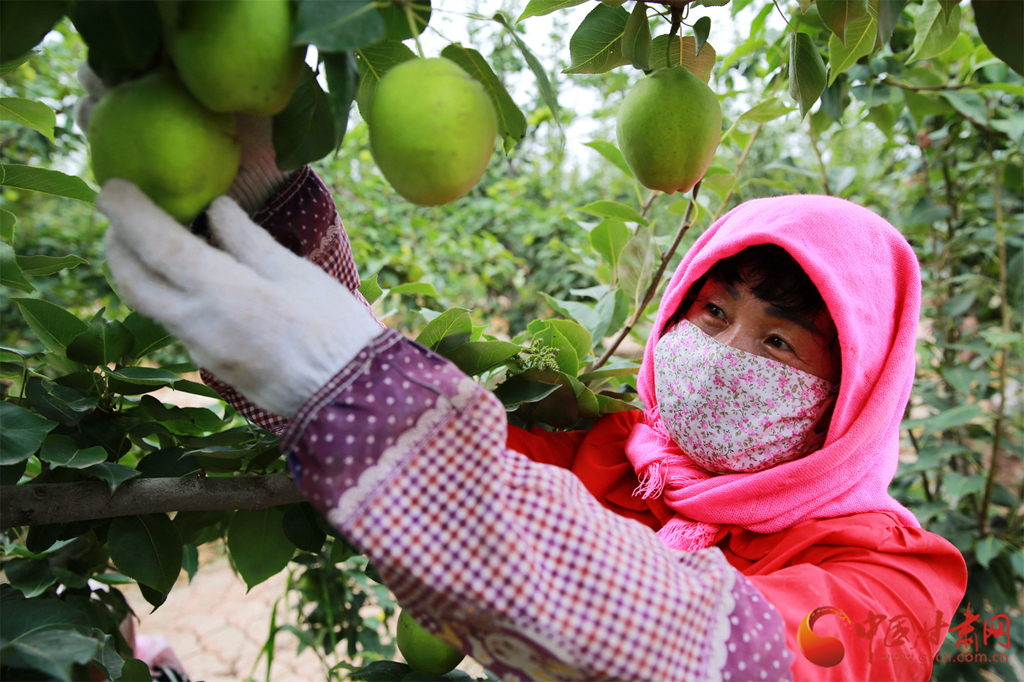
[161, 0, 304, 116]
[88, 71, 240, 224]
[368, 57, 497, 206]
[616, 66, 722, 195]
[396, 610, 465, 675]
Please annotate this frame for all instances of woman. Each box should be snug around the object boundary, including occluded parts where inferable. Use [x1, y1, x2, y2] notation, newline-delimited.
[98, 142, 966, 680]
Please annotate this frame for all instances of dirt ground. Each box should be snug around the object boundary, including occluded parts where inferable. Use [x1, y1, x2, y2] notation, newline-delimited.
[119, 544, 325, 682]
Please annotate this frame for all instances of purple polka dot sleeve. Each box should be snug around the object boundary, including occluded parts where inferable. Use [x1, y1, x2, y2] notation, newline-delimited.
[282, 329, 794, 681]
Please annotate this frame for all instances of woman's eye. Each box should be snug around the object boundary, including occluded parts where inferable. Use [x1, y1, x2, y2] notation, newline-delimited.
[705, 304, 726, 320]
[767, 336, 792, 351]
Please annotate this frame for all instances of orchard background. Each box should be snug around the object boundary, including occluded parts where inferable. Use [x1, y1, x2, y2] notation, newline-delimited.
[0, 0, 1021, 680]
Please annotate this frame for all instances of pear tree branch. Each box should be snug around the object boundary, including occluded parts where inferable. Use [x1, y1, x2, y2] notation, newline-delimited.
[0, 473, 304, 530]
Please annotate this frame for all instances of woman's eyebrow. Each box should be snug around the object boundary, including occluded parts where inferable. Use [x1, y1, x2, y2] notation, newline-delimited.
[765, 304, 817, 332]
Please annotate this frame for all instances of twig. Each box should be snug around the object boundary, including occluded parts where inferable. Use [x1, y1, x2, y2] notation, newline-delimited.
[808, 119, 833, 195]
[590, 181, 701, 371]
[978, 138, 1010, 537]
[771, 0, 797, 33]
[1, 473, 304, 529]
[709, 122, 763, 224]
[880, 76, 969, 92]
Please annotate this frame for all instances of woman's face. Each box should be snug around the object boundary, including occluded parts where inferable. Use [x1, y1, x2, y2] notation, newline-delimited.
[684, 276, 840, 384]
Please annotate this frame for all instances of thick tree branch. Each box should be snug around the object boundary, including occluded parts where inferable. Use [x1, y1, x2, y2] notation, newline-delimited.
[1, 474, 305, 529]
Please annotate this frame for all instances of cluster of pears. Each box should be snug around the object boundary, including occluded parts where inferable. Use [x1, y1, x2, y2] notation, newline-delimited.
[87, 0, 500, 221]
[88, 0, 303, 224]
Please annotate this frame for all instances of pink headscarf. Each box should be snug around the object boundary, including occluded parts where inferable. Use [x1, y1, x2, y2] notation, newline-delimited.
[627, 194, 922, 551]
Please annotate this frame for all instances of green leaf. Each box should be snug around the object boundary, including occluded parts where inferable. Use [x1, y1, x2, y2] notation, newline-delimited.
[583, 140, 633, 178]
[40, 435, 107, 468]
[0, 0, 68, 63]
[122, 312, 172, 359]
[1, 208, 15, 242]
[4, 558, 56, 598]
[415, 308, 472, 353]
[817, 0, 868, 44]
[972, 0, 1023, 75]
[578, 363, 640, 383]
[66, 319, 134, 366]
[378, 0, 431, 41]
[492, 13, 560, 119]
[15, 253, 87, 276]
[492, 376, 561, 410]
[906, 1, 961, 63]
[546, 319, 593, 362]
[358, 274, 384, 304]
[974, 535, 1006, 569]
[441, 340, 523, 376]
[542, 293, 601, 332]
[26, 379, 97, 426]
[563, 4, 630, 75]
[902, 403, 985, 435]
[693, 17, 711, 56]
[294, 0, 385, 52]
[3, 628, 99, 681]
[647, 35, 717, 82]
[272, 64, 336, 171]
[85, 462, 142, 493]
[169, 380, 221, 401]
[440, 44, 526, 152]
[102, 366, 180, 386]
[390, 281, 439, 297]
[11, 298, 87, 355]
[618, 227, 656, 306]
[589, 218, 631, 275]
[0, 51, 37, 77]
[0, 97, 55, 142]
[575, 200, 649, 226]
[228, 507, 295, 591]
[322, 51, 361, 148]
[940, 90, 990, 125]
[282, 503, 327, 553]
[0, 241, 35, 293]
[739, 97, 797, 123]
[70, 0, 162, 86]
[877, 0, 909, 46]
[108, 514, 183, 596]
[0, 400, 56, 464]
[828, 15, 877, 86]
[516, 0, 588, 23]
[355, 40, 417, 119]
[621, 2, 652, 70]
[0, 164, 97, 203]
[789, 33, 827, 118]
[114, 659, 153, 682]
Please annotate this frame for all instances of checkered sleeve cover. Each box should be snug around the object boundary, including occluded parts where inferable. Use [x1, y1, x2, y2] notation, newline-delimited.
[200, 166, 383, 434]
[282, 330, 793, 682]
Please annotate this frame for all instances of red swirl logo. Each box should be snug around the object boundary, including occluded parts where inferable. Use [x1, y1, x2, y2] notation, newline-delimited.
[798, 607, 850, 667]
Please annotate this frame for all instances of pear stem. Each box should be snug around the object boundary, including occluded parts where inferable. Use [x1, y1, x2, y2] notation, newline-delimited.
[667, 7, 684, 67]
[404, 2, 426, 58]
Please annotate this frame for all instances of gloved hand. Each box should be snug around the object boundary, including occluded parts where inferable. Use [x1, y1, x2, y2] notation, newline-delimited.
[100, 179, 381, 417]
[76, 62, 292, 215]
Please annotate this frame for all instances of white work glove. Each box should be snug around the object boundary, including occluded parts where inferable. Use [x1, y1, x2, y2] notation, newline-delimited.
[100, 179, 381, 418]
[76, 63, 292, 215]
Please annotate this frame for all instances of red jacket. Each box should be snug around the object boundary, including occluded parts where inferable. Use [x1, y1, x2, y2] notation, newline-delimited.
[509, 411, 967, 682]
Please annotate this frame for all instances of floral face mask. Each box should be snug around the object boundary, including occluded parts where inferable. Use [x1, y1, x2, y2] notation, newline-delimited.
[653, 321, 837, 473]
